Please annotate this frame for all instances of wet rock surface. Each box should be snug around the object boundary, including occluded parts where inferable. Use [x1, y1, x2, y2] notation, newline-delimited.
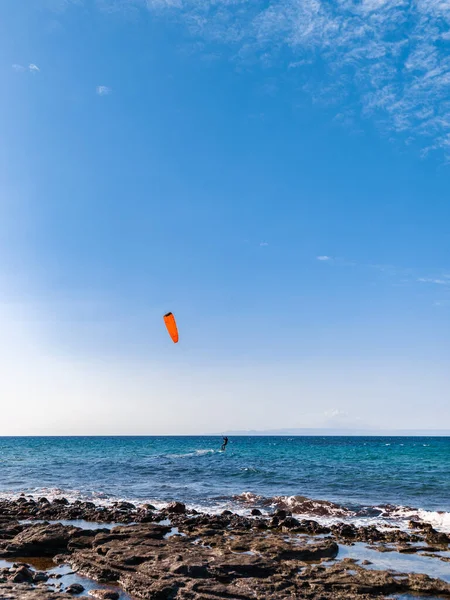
[0, 497, 145, 525]
[66, 582, 85, 594]
[3, 523, 82, 557]
[0, 497, 449, 599]
[0, 564, 72, 598]
[0, 585, 72, 599]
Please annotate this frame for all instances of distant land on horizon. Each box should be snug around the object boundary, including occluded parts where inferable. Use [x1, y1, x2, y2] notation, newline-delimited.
[216, 428, 450, 436]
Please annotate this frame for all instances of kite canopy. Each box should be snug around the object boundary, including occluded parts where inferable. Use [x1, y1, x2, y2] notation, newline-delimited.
[164, 312, 179, 343]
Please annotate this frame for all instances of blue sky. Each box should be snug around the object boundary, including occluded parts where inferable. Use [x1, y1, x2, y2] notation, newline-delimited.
[1, 0, 449, 434]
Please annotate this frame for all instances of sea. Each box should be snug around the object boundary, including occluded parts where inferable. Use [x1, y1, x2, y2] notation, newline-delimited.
[0, 436, 449, 532]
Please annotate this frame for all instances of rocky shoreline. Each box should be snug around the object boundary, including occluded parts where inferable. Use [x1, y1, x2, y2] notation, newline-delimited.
[0, 496, 449, 599]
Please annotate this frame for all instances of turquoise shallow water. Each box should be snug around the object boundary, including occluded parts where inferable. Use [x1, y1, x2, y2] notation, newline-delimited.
[0, 436, 449, 529]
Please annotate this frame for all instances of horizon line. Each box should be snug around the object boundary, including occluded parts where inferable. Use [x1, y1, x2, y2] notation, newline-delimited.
[0, 430, 450, 438]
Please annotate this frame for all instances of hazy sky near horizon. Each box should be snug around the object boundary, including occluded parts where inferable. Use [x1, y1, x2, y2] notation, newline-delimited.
[1, 0, 450, 435]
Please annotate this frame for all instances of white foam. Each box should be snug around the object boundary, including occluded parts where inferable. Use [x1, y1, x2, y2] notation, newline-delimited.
[0, 488, 168, 512]
[378, 505, 450, 533]
[417, 509, 450, 532]
[1, 488, 449, 533]
[165, 449, 216, 459]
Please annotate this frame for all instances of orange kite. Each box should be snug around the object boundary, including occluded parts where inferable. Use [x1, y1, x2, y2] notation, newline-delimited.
[163, 312, 179, 343]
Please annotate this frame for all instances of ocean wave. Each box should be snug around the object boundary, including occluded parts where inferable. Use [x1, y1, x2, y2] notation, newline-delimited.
[233, 492, 450, 533]
[376, 504, 450, 532]
[1, 486, 449, 534]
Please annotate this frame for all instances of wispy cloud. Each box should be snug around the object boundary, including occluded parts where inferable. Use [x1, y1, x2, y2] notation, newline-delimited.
[316, 256, 358, 267]
[12, 64, 40, 73]
[42, 0, 450, 157]
[82, 0, 450, 159]
[317, 254, 450, 292]
[96, 85, 112, 96]
[260, 241, 269, 247]
[324, 408, 347, 419]
[418, 277, 450, 285]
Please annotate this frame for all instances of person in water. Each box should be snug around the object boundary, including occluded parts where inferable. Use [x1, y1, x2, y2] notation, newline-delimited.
[221, 436, 229, 451]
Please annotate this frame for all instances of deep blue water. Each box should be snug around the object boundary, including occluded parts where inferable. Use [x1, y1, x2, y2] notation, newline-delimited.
[0, 436, 449, 529]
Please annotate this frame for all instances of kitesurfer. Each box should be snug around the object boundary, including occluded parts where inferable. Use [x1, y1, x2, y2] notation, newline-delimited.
[221, 436, 229, 451]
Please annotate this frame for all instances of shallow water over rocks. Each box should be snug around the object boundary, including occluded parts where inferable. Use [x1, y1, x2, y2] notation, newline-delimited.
[0, 557, 132, 599]
[1, 499, 450, 600]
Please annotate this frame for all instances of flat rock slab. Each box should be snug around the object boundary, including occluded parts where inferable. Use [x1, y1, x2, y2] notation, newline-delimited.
[3, 524, 81, 557]
[65, 524, 450, 600]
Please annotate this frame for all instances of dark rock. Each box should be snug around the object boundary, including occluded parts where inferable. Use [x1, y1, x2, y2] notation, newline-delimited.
[426, 531, 450, 546]
[67, 530, 99, 552]
[166, 502, 186, 515]
[297, 519, 331, 535]
[53, 498, 69, 506]
[281, 516, 301, 529]
[66, 583, 85, 594]
[409, 520, 433, 531]
[333, 523, 357, 539]
[9, 565, 34, 583]
[115, 502, 135, 511]
[138, 512, 155, 524]
[88, 590, 119, 599]
[5, 523, 78, 556]
[250, 509, 262, 516]
[397, 544, 421, 553]
[0, 522, 25, 541]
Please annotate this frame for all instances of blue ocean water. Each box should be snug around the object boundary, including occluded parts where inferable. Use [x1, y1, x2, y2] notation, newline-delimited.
[0, 436, 449, 530]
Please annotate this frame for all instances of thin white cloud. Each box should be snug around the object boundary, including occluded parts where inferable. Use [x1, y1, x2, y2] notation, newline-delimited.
[418, 277, 450, 285]
[260, 242, 269, 246]
[12, 63, 40, 74]
[288, 59, 313, 69]
[317, 255, 450, 291]
[96, 85, 112, 96]
[318, 255, 385, 270]
[324, 408, 347, 418]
